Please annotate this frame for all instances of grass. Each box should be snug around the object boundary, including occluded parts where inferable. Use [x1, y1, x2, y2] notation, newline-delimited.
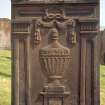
[0, 50, 105, 105]
[100, 65, 105, 105]
[0, 50, 11, 105]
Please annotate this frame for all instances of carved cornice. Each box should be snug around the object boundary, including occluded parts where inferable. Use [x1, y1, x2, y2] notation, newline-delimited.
[79, 18, 98, 35]
[12, 19, 31, 35]
[12, 0, 99, 4]
[12, 4, 96, 18]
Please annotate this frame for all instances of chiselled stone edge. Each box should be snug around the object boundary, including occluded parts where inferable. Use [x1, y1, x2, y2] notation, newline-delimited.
[12, 0, 99, 5]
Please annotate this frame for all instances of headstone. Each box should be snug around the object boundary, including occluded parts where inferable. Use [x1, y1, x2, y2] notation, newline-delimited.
[11, 0, 100, 105]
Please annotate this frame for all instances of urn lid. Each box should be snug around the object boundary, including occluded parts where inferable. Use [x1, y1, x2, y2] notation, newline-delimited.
[40, 28, 70, 55]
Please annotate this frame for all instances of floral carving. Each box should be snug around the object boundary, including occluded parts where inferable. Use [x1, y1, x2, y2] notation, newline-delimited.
[31, 20, 42, 47]
[43, 10, 77, 44]
[34, 28, 41, 46]
[66, 19, 77, 44]
[31, 9, 77, 47]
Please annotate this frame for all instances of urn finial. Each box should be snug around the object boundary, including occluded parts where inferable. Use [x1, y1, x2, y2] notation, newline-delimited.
[48, 28, 59, 41]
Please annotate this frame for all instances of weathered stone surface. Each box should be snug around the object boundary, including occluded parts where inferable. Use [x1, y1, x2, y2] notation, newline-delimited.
[39, 28, 71, 89]
[11, 0, 100, 105]
[12, 0, 98, 3]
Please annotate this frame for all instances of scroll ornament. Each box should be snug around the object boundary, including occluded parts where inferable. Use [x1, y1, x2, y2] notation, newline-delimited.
[32, 9, 77, 46]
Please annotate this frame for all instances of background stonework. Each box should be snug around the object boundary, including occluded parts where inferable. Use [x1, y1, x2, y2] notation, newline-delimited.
[100, 29, 105, 64]
[0, 18, 11, 49]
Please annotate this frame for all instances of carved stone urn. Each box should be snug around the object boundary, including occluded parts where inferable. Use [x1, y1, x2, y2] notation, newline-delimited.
[39, 28, 71, 92]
